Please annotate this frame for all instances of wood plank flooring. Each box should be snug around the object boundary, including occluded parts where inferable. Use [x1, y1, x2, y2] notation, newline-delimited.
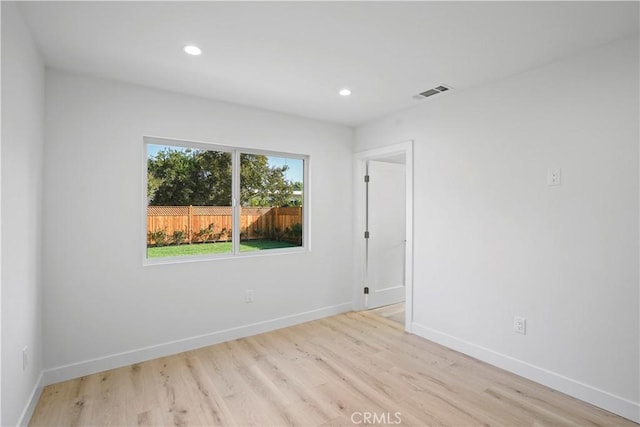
[30, 309, 637, 426]
[370, 303, 405, 326]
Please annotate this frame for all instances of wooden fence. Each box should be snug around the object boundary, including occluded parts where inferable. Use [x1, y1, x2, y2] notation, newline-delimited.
[147, 205, 302, 244]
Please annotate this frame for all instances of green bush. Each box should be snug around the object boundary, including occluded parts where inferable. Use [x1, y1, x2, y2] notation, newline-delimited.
[147, 228, 168, 247]
[193, 223, 216, 243]
[284, 223, 303, 245]
[171, 230, 186, 245]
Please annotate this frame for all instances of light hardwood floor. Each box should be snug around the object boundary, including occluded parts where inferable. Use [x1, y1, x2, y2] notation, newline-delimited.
[30, 309, 637, 426]
[370, 303, 405, 326]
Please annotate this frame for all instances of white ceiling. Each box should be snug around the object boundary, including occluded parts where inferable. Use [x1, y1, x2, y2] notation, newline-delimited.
[17, 1, 639, 126]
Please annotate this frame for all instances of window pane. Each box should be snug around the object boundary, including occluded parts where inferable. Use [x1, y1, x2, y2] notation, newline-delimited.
[239, 154, 304, 252]
[146, 144, 233, 258]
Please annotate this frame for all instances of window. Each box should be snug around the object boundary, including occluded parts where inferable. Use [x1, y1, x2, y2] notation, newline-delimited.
[144, 137, 307, 262]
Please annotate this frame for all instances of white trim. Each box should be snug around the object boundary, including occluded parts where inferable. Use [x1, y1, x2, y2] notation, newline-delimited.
[303, 154, 311, 251]
[353, 141, 414, 332]
[144, 135, 310, 162]
[142, 138, 149, 264]
[232, 149, 241, 254]
[17, 372, 43, 426]
[352, 158, 367, 311]
[143, 246, 307, 266]
[412, 322, 640, 423]
[43, 302, 351, 386]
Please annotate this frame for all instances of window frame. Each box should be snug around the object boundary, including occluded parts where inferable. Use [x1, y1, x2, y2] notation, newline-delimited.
[143, 136, 310, 265]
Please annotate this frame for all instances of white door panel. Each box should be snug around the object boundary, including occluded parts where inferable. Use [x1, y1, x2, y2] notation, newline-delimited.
[367, 160, 405, 308]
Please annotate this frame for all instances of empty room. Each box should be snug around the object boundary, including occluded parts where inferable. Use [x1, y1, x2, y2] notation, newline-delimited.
[2, 1, 639, 426]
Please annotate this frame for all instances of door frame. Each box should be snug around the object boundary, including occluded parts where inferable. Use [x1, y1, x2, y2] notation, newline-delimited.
[353, 141, 414, 332]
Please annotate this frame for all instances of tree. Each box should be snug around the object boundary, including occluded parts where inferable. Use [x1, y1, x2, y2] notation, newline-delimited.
[240, 154, 292, 207]
[147, 148, 294, 207]
[191, 149, 233, 205]
[148, 148, 232, 206]
[147, 173, 163, 204]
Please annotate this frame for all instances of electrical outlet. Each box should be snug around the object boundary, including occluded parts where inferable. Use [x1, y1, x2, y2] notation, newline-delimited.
[245, 289, 254, 303]
[547, 168, 561, 186]
[513, 316, 526, 335]
[22, 346, 28, 370]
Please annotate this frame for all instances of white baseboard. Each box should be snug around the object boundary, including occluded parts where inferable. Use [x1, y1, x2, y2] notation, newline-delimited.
[18, 371, 44, 426]
[44, 302, 352, 386]
[412, 322, 640, 424]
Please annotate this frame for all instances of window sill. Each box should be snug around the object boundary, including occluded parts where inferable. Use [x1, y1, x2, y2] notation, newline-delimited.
[143, 246, 308, 266]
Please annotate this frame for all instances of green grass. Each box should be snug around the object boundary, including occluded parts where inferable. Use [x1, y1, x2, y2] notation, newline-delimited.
[147, 239, 299, 258]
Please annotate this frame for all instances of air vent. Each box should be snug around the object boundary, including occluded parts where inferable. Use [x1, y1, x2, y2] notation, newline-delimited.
[416, 84, 453, 99]
[419, 89, 440, 98]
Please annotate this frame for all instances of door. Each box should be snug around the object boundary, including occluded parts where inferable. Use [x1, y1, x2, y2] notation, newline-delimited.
[366, 159, 406, 308]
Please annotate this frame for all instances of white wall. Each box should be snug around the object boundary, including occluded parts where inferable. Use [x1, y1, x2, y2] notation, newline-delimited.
[42, 70, 353, 382]
[355, 35, 639, 421]
[1, 2, 45, 425]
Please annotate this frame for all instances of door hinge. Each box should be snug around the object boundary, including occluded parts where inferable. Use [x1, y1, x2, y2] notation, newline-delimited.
[364, 287, 369, 295]
[364, 175, 370, 183]
[364, 231, 370, 239]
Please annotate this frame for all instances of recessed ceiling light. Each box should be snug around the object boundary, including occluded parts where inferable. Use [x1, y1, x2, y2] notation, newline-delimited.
[184, 45, 202, 56]
[339, 88, 352, 97]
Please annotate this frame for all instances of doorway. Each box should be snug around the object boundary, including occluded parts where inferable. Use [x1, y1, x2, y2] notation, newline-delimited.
[366, 157, 406, 308]
[353, 141, 413, 332]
